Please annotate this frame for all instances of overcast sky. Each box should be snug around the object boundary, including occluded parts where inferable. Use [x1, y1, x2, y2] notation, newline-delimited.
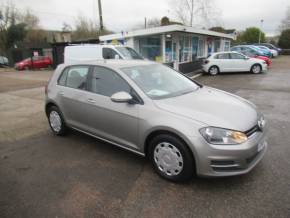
[1, 0, 289, 36]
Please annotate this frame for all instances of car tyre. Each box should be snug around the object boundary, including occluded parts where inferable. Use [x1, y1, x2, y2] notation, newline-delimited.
[47, 106, 67, 136]
[208, 66, 219, 76]
[148, 134, 195, 182]
[251, 64, 262, 74]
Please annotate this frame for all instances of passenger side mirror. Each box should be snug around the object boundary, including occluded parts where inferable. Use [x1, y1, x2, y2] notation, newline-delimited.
[111, 91, 132, 103]
[114, 54, 120, 59]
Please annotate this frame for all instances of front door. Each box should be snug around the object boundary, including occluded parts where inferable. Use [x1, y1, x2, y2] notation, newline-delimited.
[230, 53, 249, 71]
[84, 66, 140, 149]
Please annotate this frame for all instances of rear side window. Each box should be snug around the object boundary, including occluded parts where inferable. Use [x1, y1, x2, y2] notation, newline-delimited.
[230, 53, 245, 59]
[58, 66, 89, 90]
[215, 53, 230, 59]
[102, 48, 119, 59]
[88, 66, 131, 97]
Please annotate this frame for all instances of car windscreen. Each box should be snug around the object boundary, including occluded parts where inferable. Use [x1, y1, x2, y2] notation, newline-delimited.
[122, 64, 199, 100]
[115, 47, 143, 60]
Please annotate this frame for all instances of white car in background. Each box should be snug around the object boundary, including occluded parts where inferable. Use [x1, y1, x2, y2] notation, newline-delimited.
[203, 51, 268, 76]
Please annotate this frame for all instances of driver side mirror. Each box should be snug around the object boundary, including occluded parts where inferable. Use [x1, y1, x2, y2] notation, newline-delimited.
[114, 54, 120, 59]
[111, 91, 132, 103]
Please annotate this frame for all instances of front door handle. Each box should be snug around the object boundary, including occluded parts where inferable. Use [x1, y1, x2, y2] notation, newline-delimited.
[87, 98, 96, 103]
[59, 91, 65, 96]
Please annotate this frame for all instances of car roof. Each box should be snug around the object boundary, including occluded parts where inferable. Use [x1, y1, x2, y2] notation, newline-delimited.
[59, 59, 156, 69]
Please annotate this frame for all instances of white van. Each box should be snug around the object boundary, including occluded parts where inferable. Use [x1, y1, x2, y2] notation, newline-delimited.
[64, 44, 143, 63]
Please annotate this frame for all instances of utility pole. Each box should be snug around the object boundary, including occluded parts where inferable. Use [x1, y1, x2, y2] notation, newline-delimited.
[98, 0, 104, 32]
[258, 19, 264, 43]
[144, 17, 147, 29]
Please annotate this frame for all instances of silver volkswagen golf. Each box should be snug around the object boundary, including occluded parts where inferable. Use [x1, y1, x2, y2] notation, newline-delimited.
[45, 60, 267, 182]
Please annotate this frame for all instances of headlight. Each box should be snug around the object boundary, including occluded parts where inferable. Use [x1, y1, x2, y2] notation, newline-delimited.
[199, 127, 248, 145]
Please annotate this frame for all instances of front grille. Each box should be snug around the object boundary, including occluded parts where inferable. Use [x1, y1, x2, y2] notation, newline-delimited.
[245, 124, 260, 137]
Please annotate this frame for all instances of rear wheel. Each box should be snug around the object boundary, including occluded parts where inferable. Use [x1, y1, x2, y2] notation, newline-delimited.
[208, 66, 219, 76]
[148, 134, 195, 182]
[251, 64, 262, 74]
[47, 106, 67, 136]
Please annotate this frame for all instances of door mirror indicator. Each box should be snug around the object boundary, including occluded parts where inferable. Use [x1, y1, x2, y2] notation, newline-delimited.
[111, 91, 133, 103]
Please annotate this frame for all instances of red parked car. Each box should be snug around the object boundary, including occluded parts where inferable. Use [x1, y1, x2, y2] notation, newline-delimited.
[254, 55, 272, 67]
[15, 56, 53, 70]
[242, 51, 272, 67]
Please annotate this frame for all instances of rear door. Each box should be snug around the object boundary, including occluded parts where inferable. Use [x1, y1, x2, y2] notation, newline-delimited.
[214, 53, 231, 72]
[56, 65, 91, 130]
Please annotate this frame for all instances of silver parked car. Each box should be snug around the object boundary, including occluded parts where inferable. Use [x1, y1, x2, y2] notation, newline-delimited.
[45, 60, 268, 182]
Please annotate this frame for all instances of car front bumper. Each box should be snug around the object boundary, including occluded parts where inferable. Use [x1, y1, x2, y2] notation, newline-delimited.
[188, 127, 268, 177]
[262, 63, 268, 72]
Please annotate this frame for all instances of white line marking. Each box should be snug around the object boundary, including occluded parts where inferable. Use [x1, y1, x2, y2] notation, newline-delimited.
[190, 73, 202, 79]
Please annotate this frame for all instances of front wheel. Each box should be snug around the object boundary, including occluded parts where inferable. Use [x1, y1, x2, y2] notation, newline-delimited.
[148, 134, 195, 182]
[251, 64, 262, 74]
[47, 106, 67, 136]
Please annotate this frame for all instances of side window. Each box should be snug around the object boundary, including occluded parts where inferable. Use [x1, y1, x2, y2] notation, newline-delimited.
[66, 66, 89, 90]
[215, 53, 230, 59]
[230, 53, 245, 59]
[102, 48, 119, 59]
[89, 66, 131, 97]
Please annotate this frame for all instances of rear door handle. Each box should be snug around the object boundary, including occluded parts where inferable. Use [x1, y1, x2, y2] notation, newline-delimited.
[87, 98, 96, 103]
[59, 91, 65, 96]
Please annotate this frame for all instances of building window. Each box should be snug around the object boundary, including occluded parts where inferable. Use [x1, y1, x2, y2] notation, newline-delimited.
[224, 41, 230, 51]
[192, 36, 199, 60]
[198, 39, 205, 57]
[179, 36, 191, 62]
[138, 36, 161, 62]
[165, 40, 173, 62]
[214, 39, 221, 52]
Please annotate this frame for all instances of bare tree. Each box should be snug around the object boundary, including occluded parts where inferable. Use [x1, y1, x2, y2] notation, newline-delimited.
[146, 18, 161, 28]
[72, 15, 99, 41]
[170, 0, 221, 28]
[279, 6, 290, 31]
[19, 9, 40, 30]
[132, 17, 161, 30]
[0, 3, 20, 54]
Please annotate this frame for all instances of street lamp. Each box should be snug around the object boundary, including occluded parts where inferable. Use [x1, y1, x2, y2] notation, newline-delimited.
[258, 19, 264, 43]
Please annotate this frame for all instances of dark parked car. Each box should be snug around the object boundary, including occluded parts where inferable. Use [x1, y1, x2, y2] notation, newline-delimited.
[15, 56, 53, 70]
[253, 43, 282, 54]
[0, 56, 9, 67]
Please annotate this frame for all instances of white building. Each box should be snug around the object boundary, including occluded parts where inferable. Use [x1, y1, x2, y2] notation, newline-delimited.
[99, 24, 235, 73]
